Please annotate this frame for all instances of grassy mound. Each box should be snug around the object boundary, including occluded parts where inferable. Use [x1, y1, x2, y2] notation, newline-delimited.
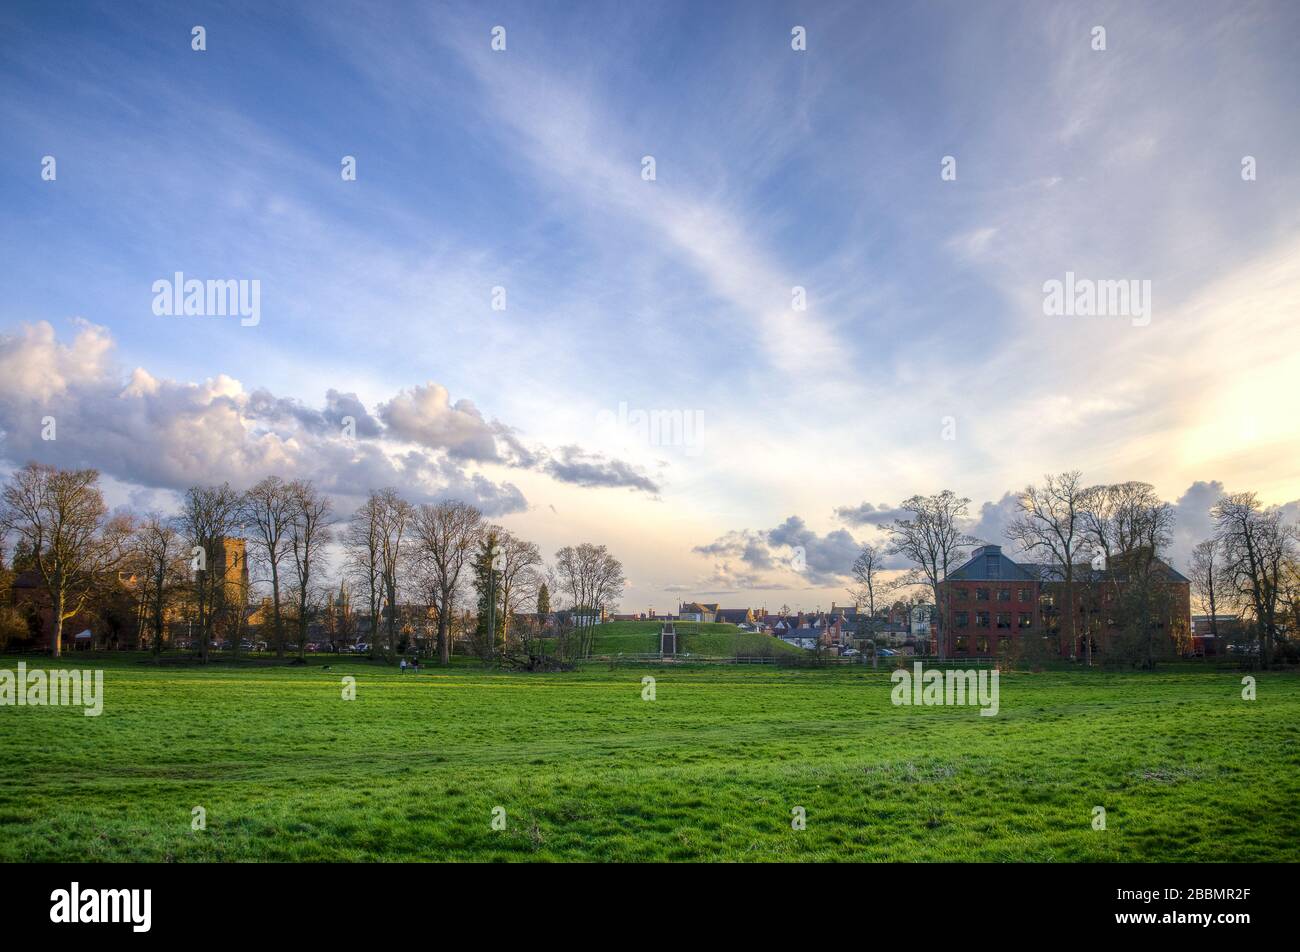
[590, 621, 803, 657]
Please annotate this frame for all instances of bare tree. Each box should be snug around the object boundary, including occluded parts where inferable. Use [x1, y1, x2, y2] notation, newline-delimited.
[496, 529, 542, 646]
[1188, 538, 1232, 643]
[1080, 482, 1176, 669]
[286, 480, 333, 659]
[1007, 471, 1090, 662]
[885, 491, 977, 659]
[1213, 492, 1295, 666]
[413, 500, 483, 664]
[375, 489, 413, 658]
[0, 464, 132, 657]
[131, 513, 186, 656]
[178, 482, 243, 664]
[1281, 556, 1300, 642]
[342, 492, 384, 656]
[1080, 482, 1174, 570]
[553, 543, 625, 658]
[242, 476, 296, 658]
[847, 542, 886, 668]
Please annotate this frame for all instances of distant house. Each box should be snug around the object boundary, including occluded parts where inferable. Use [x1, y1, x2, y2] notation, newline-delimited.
[716, 607, 757, 625]
[763, 613, 803, 638]
[777, 629, 820, 650]
[1190, 613, 1244, 655]
[878, 621, 911, 646]
[678, 602, 719, 623]
[910, 604, 933, 639]
[1192, 614, 1243, 638]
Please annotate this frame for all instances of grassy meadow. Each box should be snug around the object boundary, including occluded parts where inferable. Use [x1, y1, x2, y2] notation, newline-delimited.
[1, 654, 1297, 862]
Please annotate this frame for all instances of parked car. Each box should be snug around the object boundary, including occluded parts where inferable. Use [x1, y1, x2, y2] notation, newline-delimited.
[354, 642, 370, 654]
[877, 648, 898, 657]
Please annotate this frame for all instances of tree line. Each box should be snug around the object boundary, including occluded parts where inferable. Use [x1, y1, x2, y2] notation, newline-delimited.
[0, 463, 625, 664]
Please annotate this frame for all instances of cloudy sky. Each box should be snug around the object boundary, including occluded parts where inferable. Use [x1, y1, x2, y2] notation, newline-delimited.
[2, 0, 1298, 612]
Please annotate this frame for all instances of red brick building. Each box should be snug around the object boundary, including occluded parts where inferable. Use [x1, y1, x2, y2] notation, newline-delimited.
[939, 545, 1042, 657]
[938, 544, 1191, 659]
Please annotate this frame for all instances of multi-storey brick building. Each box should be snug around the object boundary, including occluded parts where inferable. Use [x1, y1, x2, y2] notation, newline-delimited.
[939, 545, 1041, 657]
[938, 544, 1191, 659]
[1030, 552, 1192, 659]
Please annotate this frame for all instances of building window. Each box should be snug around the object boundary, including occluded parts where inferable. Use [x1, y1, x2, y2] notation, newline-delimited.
[976, 636, 990, 653]
[955, 636, 969, 652]
[955, 611, 969, 628]
[975, 588, 990, 601]
[976, 611, 990, 627]
[1018, 589, 1031, 602]
[956, 588, 969, 601]
[997, 589, 1011, 601]
[1019, 613, 1032, 628]
[985, 554, 1001, 578]
[996, 613, 1011, 629]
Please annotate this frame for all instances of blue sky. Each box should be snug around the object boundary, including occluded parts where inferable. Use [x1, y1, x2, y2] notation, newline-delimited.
[2, 0, 1299, 612]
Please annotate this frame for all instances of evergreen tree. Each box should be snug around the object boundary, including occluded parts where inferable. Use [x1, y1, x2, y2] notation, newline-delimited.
[470, 531, 504, 659]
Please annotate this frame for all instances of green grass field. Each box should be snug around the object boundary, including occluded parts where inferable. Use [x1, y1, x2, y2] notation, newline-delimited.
[2, 655, 1297, 861]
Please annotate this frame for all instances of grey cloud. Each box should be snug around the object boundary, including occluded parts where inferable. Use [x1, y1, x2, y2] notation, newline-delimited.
[834, 501, 906, 527]
[543, 445, 660, 494]
[967, 492, 1022, 550]
[693, 518, 863, 589]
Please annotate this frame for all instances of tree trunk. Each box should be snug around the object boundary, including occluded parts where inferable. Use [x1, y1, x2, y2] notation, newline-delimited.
[198, 582, 209, 664]
[437, 615, 450, 664]
[1065, 575, 1086, 666]
[272, 563, 284, 659]
[51, 589, 64, 657]
[931, 582, 944, 659]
